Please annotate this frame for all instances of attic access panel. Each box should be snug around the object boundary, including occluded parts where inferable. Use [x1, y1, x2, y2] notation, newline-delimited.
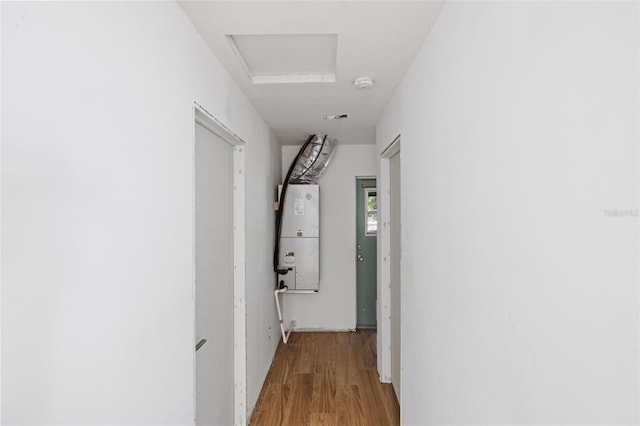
[227, 34, 337, 84]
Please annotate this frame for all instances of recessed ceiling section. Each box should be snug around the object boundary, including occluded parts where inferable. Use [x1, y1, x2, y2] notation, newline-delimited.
[227, 34, 337, 84]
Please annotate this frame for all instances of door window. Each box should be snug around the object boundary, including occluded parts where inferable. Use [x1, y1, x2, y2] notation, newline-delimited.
[365, 188, 377, 235]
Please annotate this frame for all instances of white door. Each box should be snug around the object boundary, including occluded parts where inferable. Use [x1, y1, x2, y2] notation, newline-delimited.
[195, 122, 234, 426]
[390, 150, 402, 404]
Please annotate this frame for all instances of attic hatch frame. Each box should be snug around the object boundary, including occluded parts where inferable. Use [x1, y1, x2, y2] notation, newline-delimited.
[192, 102, 247, 426]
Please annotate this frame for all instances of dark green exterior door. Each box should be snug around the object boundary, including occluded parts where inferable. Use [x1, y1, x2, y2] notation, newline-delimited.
[356, 178, 377, 328]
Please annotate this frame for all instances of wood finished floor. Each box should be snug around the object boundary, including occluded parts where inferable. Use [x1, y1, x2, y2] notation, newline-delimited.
[249, 330, 399, 426]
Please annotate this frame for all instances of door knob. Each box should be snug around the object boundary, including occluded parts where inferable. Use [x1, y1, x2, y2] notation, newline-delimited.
[357, 254, 364, 262]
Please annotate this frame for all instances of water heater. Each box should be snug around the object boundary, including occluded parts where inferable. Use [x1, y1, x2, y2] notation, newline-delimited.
[277, 184, 319, 291]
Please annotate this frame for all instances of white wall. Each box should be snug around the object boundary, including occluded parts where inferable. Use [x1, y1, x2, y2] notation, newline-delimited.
[377, 1, 639, 424]
[0, 3, 4, 421]
[245, 129, 281, 415]
[281, 144, 376, 330]
[1, 2, 280, 424]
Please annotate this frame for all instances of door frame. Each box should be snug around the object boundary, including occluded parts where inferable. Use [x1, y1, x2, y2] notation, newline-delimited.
[355, 176, 377, 328]
[192, 102, 247, 426]
[377, 135, 401, 385]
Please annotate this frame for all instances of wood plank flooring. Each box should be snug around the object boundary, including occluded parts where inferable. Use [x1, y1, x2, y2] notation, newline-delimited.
[250, 330, 400, 426]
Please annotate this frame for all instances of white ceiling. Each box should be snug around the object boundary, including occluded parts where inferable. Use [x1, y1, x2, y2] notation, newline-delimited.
[178, 1, 444, 145]
[229, 33, 338, 83]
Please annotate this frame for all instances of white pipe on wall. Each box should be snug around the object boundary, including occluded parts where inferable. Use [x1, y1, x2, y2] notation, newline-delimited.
[273, 288, 296, 344]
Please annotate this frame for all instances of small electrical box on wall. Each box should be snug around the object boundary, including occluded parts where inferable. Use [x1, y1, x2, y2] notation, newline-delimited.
[277, 184, 319, 291]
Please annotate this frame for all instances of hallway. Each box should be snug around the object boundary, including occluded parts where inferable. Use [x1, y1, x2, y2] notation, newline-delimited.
[3, 2, 639, 424]
[250, 330, 399, 426]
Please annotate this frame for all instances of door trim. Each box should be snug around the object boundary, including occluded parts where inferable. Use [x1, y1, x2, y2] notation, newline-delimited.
[380, 135, 401, 159]
[192, 102, 247, 426]
[377, 135, 400, 385]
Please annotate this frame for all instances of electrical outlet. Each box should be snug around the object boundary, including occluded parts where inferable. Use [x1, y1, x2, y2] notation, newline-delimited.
[268, 326, 272, 339]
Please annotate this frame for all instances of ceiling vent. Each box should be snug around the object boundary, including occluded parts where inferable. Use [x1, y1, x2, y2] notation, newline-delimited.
[227, 34, 337, 84]
[353, 76, 374, 90]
